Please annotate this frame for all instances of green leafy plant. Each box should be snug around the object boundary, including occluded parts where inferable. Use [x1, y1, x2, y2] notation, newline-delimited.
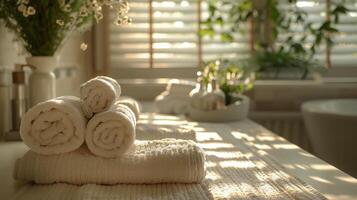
[202, 59, 256, 104]
[0, 0, 130, 56]
[200, 0, 349, 78]
[254, 49, 325, 79]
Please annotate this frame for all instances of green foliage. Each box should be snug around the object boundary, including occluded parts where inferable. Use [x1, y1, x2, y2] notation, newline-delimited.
[253, 49, 325, 79]
[200, 0, 350, 79]
[0, 0, 94, 56]
[202, 59, 256, 104]
[201, 0, 349, 58]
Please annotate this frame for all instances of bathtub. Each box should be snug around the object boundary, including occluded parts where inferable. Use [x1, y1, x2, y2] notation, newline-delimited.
[302, 99, 357, 178]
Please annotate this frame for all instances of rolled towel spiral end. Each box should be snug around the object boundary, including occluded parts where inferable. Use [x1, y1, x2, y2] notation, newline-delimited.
[20, 96, 87, 155]
[85, 104, 136, 158]
[80, 76, 121, 118]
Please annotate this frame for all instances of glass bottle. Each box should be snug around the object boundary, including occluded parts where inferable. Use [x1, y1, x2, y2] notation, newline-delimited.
[189, 72, 206, 109]
[202, 78, 226, 111]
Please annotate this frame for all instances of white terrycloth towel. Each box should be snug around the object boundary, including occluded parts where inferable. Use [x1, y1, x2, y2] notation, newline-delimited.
[116, 97, 141, 121]
[136, 124, 196, 141]
[80, 76, 121, 118]
[155, 79, 195, 115]
[20, 96, 87, 155]
[14, 139, 206, 185]
[85, 103, 136, 158]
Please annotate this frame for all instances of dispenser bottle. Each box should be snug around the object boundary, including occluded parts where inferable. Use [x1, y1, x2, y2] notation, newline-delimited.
[202, 78, 226, 111]
[189, 71, 206, 109]
[5, 64, 27, 141]
[12, 64, 27, 130]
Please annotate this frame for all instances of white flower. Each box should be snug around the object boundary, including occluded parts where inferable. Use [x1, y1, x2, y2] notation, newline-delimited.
[79, 7, 88, 16]
[17, 4, 26, 12]
[63, 4, 71, 12]
[22, 11, 29, 17]
[56, 19, 65, 26]
[27, 6, 36, 15]
[58, 0, 65, 6]
[21, 0, 29, 5]
[80, 43, 88, 51]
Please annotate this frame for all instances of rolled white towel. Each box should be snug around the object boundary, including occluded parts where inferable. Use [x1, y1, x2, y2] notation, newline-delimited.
[14, 139, 206, 184]
[80, 76, 121, 118]
[85, 103, 136, 158]
[20, 96, 87, 155]
[136, 124, 196, 141]
[116, 97, 141, 121]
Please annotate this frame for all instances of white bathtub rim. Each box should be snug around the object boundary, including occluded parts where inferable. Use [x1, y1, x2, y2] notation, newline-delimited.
[302, 98, 357, 117]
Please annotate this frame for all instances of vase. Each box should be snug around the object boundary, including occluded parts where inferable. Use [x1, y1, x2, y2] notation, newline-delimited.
[26, 56, 57, 107]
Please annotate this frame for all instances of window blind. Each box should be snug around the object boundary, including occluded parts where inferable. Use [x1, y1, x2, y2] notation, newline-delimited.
[108, 0, 250, 78]
[279, 0, 357, 68]
[107, 0, 356, 79]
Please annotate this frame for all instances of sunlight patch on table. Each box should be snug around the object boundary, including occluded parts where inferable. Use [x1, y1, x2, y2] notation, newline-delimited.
[210, 184, 242, 199]
[205, 150, 241, 159]
[257, 135, 277, 141]
[196, 132, 223, 142]
[335, 176, 357, 184]
[219, 160, 255, 168]
[311, 164, 336, 171]
[199, 142, 235, 149]
[231, 131, 255, 141]
[205, 171, 222, 181]
[273, 144, 299, 150]
[310, 176, 333, 184]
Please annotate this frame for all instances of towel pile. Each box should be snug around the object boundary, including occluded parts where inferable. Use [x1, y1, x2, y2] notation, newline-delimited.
[15, 76, 205, 185]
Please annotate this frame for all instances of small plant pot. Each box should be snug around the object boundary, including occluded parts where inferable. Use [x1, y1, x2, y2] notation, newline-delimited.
[187, 95, 250, 122]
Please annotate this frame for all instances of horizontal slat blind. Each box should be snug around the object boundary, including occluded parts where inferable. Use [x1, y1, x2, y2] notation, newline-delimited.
[107, 0, 356, 78]
[200, 0, 250, 61]
[110, 0, 199, 69]
[279, 0, 357, 67]
[108, 0, 249, 77]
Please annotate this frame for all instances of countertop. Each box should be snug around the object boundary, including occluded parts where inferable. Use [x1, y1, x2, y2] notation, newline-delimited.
[0, 102, 356, 199]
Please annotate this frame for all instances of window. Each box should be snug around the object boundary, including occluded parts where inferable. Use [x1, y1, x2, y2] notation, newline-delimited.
[99, 0, 357, 79]
[105, 0, 249, 79]
[279, 0, 357, 68]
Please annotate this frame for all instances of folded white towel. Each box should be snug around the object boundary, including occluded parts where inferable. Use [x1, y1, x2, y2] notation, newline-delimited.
[80, 76, 121, 118]
[155, 80, 195, 115]
[85, 103, 136, 158]
[137, 124, 196, 141]
[20, 96, 87, 155]
[155, 93, 191, 114]
[14, 139, 206, 184]
[116, 97, 141, 121]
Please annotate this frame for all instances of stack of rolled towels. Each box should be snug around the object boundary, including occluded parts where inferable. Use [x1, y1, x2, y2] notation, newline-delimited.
[14, 76, 205, 185]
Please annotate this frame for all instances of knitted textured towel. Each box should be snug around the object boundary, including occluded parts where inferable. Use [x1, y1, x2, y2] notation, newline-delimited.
[136, 124, 196, 141]
[14, 139, 206, 185]
[20, 96, 87, 155]
[85, 103, 136, 158]
[80, 76, 121, 118]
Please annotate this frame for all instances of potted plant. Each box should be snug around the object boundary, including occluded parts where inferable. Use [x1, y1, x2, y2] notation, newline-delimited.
[202, 59, 256, 105]
[0, 0, 131, 106]
[188, 59, 254, 122]
[200, 0, 349, 79]
[253, 49, 325, 80]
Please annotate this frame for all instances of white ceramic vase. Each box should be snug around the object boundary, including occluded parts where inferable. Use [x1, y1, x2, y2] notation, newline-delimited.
[26, 56, 57, 107]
